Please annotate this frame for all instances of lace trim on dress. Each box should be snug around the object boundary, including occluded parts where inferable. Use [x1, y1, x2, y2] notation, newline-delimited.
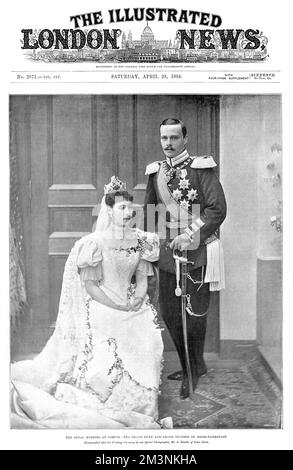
[109, 236, 150, 256]
[111, 243, 142, 256]
[55, 336, 159, 415]
[65, 297, 160, 406]
[74, 299, 97, 387]
[106, 337, 159, 393]
[145, 299, 165, 389]
[107, 231, 158, 258]
[145, 298, 162, 331]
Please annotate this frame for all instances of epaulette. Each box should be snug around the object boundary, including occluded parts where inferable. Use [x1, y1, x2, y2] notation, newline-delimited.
[190, 156, 217, 169]
[145, 161, 162, 175]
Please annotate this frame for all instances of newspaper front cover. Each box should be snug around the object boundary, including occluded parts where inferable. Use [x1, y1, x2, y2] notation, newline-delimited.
[1, 0, 292, 452]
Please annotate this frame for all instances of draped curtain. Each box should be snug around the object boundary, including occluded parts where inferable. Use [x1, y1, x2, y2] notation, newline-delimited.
[10, 116, 27, 330]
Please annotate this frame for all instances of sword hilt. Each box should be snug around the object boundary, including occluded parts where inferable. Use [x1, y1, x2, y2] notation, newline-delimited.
[173, 250, 194, 297]
[173, 250, 194, 265]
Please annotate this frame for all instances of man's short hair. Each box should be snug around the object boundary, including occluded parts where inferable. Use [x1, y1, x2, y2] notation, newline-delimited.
[160, 118, 187, 138]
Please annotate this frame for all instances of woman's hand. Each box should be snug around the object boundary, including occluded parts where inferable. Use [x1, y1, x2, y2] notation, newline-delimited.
[129, 297, 144, 312]
[85, 281, 131, 311]
[115, 303, 130, 311]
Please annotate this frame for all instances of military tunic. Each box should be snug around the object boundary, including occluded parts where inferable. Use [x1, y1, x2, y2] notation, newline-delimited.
[144, 151, 226, 273]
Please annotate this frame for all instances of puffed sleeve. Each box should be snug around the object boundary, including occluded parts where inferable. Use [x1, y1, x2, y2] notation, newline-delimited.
[136, 259, 155, 276]
[76, 237, 103, 282]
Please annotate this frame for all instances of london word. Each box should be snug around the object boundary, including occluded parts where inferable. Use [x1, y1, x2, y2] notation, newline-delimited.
[21, 28, 263, 51]
[21, 29, 121, 50]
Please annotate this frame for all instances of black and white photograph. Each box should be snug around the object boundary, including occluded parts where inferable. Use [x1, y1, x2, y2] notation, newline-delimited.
[2, 0, 293, 455]
[9, 94, 282, 430]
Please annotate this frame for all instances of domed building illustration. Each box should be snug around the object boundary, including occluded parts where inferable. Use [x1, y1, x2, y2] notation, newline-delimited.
[116, 22, 177, 62]
[125, 22, 169, 50]
[141, 22, 155, 44]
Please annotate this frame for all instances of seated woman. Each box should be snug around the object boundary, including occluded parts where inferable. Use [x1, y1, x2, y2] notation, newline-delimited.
[11, 176, 171, 429]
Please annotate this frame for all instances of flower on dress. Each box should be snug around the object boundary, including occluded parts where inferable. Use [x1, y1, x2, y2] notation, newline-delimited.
[187, 188, 198, 201]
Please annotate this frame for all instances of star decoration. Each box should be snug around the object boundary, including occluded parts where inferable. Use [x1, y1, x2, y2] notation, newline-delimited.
[172, 188, 182, 201]
[187, 188, 198, 201]
[179, 199, 190, 211]
[179, 178, 190, 190]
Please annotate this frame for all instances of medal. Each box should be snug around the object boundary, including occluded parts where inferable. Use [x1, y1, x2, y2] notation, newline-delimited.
[163, 162, 175, 182]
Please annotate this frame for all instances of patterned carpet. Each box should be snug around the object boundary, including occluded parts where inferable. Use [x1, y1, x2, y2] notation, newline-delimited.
[159, 354, 282, 429]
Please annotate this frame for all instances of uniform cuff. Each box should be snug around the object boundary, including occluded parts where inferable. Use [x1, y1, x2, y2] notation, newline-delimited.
[188, 218, 205, 234]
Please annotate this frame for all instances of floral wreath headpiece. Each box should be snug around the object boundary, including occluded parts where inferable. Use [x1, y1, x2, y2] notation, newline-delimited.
[104, 176, 127, 195]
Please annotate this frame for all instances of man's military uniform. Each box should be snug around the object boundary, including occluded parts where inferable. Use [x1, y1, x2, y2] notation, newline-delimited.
[144, 149, 227, 397]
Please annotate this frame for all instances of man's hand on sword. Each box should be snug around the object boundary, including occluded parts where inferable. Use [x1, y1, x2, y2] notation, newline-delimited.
[169, 233, 193, 251]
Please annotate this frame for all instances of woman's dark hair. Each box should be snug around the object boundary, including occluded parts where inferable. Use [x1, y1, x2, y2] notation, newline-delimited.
[105, 190, 133, 208]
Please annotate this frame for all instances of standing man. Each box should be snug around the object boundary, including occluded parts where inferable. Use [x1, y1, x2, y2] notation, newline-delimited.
[144, 118, 227, 399]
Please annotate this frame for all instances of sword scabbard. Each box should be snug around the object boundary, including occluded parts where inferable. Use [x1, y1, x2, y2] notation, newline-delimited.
[180, 250, 194, 397]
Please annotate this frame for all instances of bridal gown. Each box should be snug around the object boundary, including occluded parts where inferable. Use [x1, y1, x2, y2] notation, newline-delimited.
[11, 229, 169, 429]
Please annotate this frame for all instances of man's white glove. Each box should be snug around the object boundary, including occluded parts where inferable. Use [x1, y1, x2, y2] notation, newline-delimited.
[170, 233, 194, 251]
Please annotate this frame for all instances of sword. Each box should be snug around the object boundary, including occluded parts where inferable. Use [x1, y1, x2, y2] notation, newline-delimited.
[173, 249, 194, 398]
